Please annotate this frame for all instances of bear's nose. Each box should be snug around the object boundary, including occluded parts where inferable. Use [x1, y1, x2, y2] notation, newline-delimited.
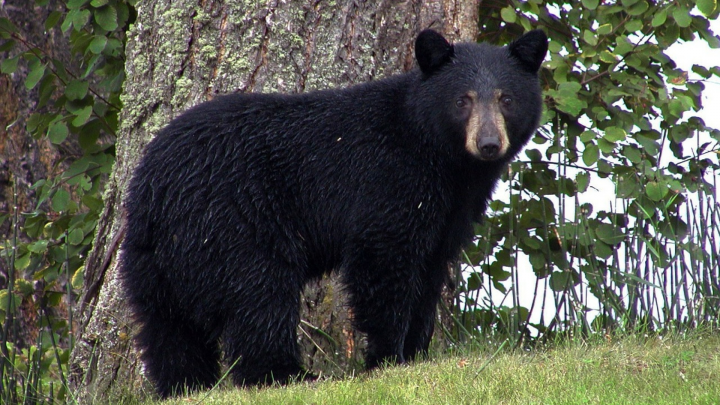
[477, 137, 501, 160]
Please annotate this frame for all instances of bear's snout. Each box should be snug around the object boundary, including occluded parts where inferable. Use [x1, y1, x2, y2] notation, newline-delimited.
[477, 137, 501, 160]
[464, 97, 510, 161]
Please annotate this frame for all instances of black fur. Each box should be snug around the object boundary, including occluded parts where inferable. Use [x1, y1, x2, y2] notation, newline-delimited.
[415, 29, 454, 75]
[119, 29, 547, 398]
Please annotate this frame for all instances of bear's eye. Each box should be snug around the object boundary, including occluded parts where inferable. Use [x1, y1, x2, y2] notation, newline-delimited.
[500, 95, 513, 106]
[455, 96, 471, 109]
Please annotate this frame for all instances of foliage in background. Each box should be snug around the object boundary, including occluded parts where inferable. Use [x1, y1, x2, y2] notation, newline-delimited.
[0, 0, 134, 402]
[454, 0, 720, 344]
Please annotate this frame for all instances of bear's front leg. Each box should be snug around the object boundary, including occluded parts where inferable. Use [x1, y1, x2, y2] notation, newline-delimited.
[402, 271, 445, 361]
[343, 249, 424, 369]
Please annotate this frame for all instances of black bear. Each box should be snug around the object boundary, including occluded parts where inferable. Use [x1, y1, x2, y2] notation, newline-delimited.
[120, 29, 547, 398]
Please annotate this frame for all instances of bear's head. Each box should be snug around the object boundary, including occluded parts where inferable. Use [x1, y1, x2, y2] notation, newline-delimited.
[413, 29, 548, 163]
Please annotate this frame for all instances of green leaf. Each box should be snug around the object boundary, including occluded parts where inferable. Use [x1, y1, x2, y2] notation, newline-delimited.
[94, 5, 118, 31]
[624, 145, 643, 164]
[692, 65, 712, 79]
[652, 9, 667, 27]
[597, 138, 615, 153]
[553, 82, 587, 116]
[38, 73, 56, 109]
[668, 99, 688, 118]
[583, 143, 599, 166]
[558, 98, 586, 116]
[617, 173, 640, 198]
[116, 2, 130, 27]
[550, 271, 573, 292]
[660, 216, 689, 240]
[15, 253, 31, 270]
[597, 23, 612, 36]
[45, 11, 63, 30]
[91, 0, 109, 6]
[548, 41, 562, 54]
[1, 56, 19, 74]
[68, 228, 84, 245]
[467, 272, 482, 290]
[48, 121, 69, 144]
[599, 50, 618, 63]
[67, 0, 90, 8]
[596, 223, 624, 245]
[82, 194, 104, 211]
[672, 6, 692, 28]
[65, 79, 89, 100]
[529, 252, 546, 271]
[26, 113, 43, 133]
[0, 17, 19, 37]
[72, 266, 85, 289]
[0, 39, 14, 52]
[576, 172, 590, 193]
[15, 279, 33, 297]
[669, 126, 692, 143]
[88, 35, 107, 54]
[526, 149, 542, 161]
[583, 30, 598, 46]
[63, 157, 91, 181]
[699, 29, 720, 48]
[627, 0, 649, 16]
[646, 181, 668, 201]
[0, 291, 22, 311]
[25, 62, 46, 90]
[500, 6, 517, 23]
[697, 0, 717, 16]
[82, 53, 101, 78]
[522, 235, 542, 250]
[615, 36, 634, 55]
[636, 134, 660, 156]
[582, 0, 599, 10]
[27, 240, 49, 253]
[72, 105, 93, 126]
[61, 11, 73, 32]
[46, 291, 63, 306]
[52, 189, 71, 212]
[603, 126, 627, 143]
[580, 130, 595, 143]
[73, 9, 92, 30]
[625, 19, 643, 32]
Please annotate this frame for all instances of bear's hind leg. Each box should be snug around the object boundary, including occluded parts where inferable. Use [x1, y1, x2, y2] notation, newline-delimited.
[136, 309, 221, 398]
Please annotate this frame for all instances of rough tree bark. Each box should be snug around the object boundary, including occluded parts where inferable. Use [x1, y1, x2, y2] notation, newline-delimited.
[69, 0, 477, 400]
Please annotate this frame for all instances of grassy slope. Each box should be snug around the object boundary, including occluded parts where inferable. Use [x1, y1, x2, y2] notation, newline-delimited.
[129, 333, 720, 405]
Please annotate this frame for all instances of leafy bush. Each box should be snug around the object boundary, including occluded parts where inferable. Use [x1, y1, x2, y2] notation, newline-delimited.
[0, 0, 135, 402]
[454, 0, 720, 343]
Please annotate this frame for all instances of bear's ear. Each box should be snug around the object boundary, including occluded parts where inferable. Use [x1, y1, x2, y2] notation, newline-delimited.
[415, 29, 454, 75]
[508, 29, 548, 73]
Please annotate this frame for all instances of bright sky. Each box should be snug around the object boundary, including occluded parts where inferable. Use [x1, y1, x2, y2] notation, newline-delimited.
[665, 18, 720, 129]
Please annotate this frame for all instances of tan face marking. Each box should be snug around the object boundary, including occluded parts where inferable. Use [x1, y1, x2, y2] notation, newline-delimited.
[463, 89, 511, 160]
[464, 91, 482, 156]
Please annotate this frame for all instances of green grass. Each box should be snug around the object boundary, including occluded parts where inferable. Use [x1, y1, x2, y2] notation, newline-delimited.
[121, 333, 720, 405]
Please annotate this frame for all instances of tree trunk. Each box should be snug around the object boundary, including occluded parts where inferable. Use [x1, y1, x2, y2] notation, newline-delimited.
[69, 0, 477, 400]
